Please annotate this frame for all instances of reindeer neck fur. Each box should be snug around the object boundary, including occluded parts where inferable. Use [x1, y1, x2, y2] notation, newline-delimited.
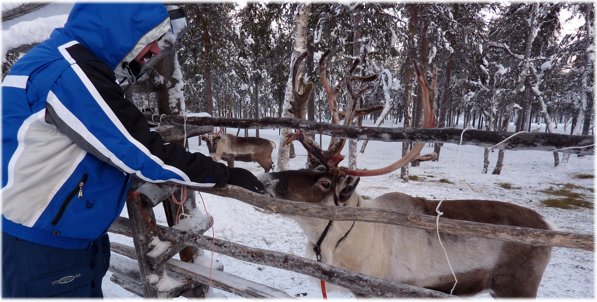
[291, 192, 367, 264]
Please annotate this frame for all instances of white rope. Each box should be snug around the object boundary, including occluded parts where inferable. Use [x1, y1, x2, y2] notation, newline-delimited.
[457, 127, 472, 170]
[490, 131, 528, 151]
[456, 127, 477, 193]
[551, 144, 594, 153]
[435, 200, 458, 295]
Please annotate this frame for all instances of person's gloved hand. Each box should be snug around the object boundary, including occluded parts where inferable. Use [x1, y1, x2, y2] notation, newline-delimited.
[219, 167, 265, 193]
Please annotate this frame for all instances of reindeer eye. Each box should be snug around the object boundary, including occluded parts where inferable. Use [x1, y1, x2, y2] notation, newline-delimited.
[318, 179, 332, 191]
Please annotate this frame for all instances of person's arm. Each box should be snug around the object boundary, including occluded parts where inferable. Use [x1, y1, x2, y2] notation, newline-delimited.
[45, 44, 227, 187]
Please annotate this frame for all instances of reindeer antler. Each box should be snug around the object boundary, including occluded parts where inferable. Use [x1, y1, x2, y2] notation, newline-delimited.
[286, 52, 434, 177]
[340, 59, 436, 176]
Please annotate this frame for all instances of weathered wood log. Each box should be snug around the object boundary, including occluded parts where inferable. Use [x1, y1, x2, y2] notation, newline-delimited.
[109, 253, 144, 297]
[192, 186, 594, 251]
[156, 271, 201, 298]
[110, 246, 202, 298]
[111, 219, 449, 297]
[2, 3, 50, 21]
[151, 124, 213, 142]
[167, 259, 293, 298]
[108, 216, 133, 237]
[110, 209, 214, 271]
[148, 241, 188, 270]
[111, 242, 138, 259]
[110, 272, 145, 297]
[152, 219, 450, 298]
[133, 182, 176, 207]
[109, 237, 291, 298]
[142, 115, 594, 155]
[125, 195, 162, 297]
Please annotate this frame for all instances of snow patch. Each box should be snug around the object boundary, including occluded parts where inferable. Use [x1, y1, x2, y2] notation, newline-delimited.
[147, 236, 172, 258]
[173, 208, 212, 233]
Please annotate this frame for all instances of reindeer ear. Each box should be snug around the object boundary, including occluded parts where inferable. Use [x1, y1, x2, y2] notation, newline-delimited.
[338, 176, 360, 202]
[313, 165, 328, 173]
[315, 177, 333, 192]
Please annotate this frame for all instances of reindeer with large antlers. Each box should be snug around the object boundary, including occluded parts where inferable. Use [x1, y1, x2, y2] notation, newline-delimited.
[261, 53, 552, 297]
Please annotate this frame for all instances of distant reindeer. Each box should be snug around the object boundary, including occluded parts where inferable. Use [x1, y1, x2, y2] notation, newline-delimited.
[260, 167, 552, 297]
[202, 134, 275, 172]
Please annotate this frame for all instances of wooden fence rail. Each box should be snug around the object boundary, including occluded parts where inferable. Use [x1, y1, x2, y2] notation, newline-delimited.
[144, 115, 594, 155]
[193, 186, 594, 251]
[110, 216, 450, 298]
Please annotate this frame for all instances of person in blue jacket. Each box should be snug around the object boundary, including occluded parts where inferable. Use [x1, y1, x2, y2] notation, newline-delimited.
[2, 3, 264, 297]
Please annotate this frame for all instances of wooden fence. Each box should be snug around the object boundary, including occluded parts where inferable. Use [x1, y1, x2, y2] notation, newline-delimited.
[105, 119, 593, 298]
[107, 183, 451, 298]
[107, 181, 593, 298]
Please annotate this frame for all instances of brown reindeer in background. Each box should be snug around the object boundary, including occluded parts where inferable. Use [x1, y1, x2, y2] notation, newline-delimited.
[202, 133, 276, 172]
[262, 54, 552, 297]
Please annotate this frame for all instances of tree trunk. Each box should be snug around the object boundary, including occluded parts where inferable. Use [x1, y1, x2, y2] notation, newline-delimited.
[277, 3, 310, 171]
[581, 6, 595, 135]
[401, 4, 418, 181]
[411, 17, 430, 168]
[482, 148, 490, 174]
[348, 6, 363, 169]
[201, 17, 213, 115]
[492, 149, 505, 175]
[253, 75, 260, 138]
[433, 55, 453, 160]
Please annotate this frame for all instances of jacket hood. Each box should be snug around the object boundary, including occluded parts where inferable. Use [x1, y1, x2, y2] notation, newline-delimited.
[63, 3, 170, 70]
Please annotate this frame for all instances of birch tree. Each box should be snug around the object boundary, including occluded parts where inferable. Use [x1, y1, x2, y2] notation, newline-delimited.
[277, 3, 310, 171]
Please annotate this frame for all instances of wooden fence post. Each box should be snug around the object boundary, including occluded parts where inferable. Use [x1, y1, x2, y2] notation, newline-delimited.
[123, 193, 162, 297]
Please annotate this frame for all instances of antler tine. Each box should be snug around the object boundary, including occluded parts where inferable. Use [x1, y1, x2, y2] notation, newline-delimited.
[284, 131, 329, 169]
[342, 59, 435, 177]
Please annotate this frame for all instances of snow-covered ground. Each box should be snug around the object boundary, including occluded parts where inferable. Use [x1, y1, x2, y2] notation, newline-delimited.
[104, 120, 594, 299]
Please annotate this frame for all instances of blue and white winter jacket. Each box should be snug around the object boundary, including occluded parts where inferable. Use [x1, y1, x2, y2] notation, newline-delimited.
[2, 3, 229, 249]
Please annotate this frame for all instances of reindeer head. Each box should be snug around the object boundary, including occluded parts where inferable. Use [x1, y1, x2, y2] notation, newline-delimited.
[261, 166, 360, 206]
[201, 134, 222, 155]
